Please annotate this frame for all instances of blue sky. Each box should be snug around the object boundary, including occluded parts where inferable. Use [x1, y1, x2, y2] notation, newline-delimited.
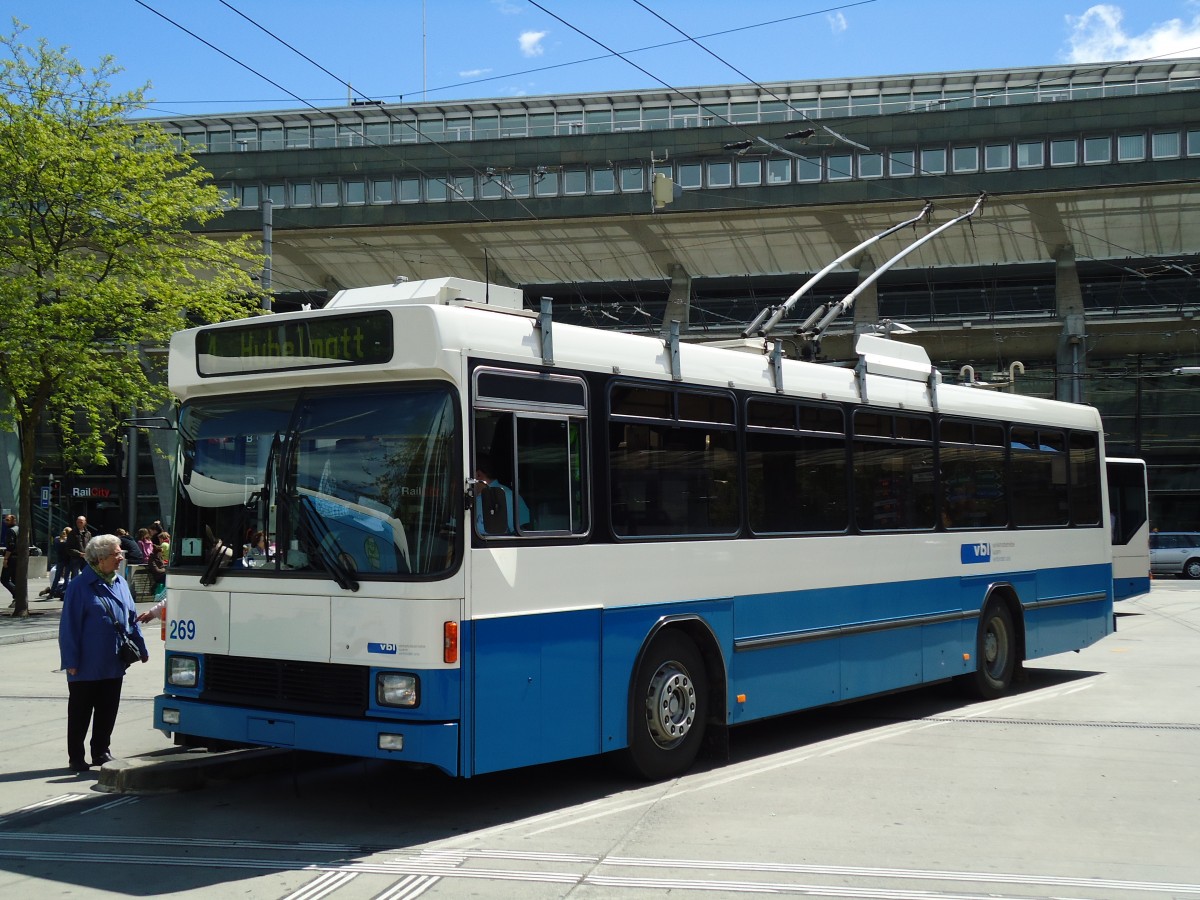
[6, 1, 1200, 116]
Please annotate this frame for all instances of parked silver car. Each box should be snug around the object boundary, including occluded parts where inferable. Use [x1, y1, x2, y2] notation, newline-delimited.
[1149, 532, 1200, 579]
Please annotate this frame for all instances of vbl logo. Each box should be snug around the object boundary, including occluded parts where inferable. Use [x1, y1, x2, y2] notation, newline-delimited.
[960, 542, 992, 564]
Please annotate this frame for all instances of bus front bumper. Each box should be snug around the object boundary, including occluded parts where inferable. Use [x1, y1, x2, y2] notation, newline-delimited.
[153, 695, 460, 776]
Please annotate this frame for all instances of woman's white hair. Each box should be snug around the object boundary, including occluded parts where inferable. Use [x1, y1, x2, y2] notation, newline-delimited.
[84, 533, 121, 565]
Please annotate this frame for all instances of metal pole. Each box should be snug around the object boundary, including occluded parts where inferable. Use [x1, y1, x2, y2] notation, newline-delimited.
[46, 473, 54, 561]
[262, 198, 273, 311]
[127, 406, 138, 534]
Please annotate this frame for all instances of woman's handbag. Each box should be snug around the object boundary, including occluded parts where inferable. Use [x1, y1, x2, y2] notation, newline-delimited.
[116, 633, 141, 667]
[101, 596, 141, 668]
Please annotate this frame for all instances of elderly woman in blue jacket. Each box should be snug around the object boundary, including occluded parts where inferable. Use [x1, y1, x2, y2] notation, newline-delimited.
[58, 533, 149, 773]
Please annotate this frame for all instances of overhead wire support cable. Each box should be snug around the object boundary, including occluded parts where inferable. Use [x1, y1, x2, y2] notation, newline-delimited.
[630, 0, 872, 151]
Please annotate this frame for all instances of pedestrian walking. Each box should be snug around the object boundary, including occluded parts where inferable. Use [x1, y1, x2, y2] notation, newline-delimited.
[42, 526, 73, 598]
[1, 514, 18, 603]
[64, 516, 94, 583]
[57, 534, 149, 773]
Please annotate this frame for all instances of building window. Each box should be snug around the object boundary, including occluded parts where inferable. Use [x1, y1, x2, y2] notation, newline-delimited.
[767, 158, 792, 184]
[1083, 136, 1111, 164]
[399, 177, 420, 202]
[208, 130, 232, 153]
[678, 162, 702, 189]
[318, 181, 339, 205]
[291, 182, 313, 206]
[952, 145, 979, 172]
[858, 152, 883, 178]
[239, 184, 260, 209]
[707, 160, 732, 188]
[614, 108, 641, 131]
[535, 170, 559, 196]
[984, 143, 1011, 171]
[499, 113, 527, 138]
[481, 178, 503, 200]
[643, 107, 669, 130]
[260, 128, 284, 150]
[338, 124, 364, 147]
[504, 172, 527, 198]
[371, 179, 394, 203]
[1187, 129, 1200, 156]
[450, 175, 475, 201]
[827, 154, 852, 180]
[1016, 140, 1044, 168]
[585, 109, 613, 134]
[1152, 130, 1181, 158]
[365, 122, 391, 145]
[592, 168, 616, 193]
[920, 147, 946, 174]
[889, 150, 915, 176]
[736, 159, 761, 186]
[266, 184, 286, 207]
[425, 176, 448, 202]
[234, 128, 257, 151]
[794, 155, 821, 182]
[528, 113, 555, 137]
[344, 180, 366, 205]
[1117, 133, 1145, 161]
[285, 126, 309, 149]
[1050, 138, 1078, 166]
[563, 169, 587, 194]
[472, 116, 498, 140]
[621, 166, 645, 191]
[312, 125, 336, 148]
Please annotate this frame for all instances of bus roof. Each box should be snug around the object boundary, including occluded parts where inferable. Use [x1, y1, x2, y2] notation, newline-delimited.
[171, 279, 1102, 432]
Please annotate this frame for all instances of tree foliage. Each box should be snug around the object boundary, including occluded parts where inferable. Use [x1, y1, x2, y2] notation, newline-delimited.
[0, 22, 264, 615]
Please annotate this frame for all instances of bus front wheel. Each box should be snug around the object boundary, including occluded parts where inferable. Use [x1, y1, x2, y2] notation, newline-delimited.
[624, 631, 708, 781]
[962, 600, 1016, 700]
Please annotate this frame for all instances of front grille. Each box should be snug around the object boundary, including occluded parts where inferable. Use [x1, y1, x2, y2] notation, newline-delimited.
[202, 655, 370, 717]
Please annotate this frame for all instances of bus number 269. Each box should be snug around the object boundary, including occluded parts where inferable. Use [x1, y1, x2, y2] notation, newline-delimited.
[169, 619, 197, 641]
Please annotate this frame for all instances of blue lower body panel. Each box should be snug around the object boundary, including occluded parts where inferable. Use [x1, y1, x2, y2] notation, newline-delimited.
[1114, 576, 1150, 601]
[153, 696, 460, 775]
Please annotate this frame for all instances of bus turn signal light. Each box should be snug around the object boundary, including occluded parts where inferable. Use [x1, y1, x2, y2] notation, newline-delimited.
[443, 621, 459, 664]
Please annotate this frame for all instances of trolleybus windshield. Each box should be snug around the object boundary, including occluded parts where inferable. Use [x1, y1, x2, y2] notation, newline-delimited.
[173, 384, 459, 580]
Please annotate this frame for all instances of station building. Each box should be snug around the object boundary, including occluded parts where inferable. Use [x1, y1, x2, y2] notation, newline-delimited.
[6, 58, 1200, 534]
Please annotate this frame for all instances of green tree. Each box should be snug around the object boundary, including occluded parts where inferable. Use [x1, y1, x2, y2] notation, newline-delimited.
[0, 23, 263, 616]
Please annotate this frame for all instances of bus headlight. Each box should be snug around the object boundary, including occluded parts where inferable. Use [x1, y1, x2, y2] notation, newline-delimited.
[168, 655, 198, 687]
[376, 672, 418, 708]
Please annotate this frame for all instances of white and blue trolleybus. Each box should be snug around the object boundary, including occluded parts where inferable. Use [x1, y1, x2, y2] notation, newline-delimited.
[154, 277, 1121, 779]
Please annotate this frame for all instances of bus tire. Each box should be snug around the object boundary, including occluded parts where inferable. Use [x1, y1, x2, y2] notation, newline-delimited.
[624, 631, 708, 781]
[963, 600, 1016, 700]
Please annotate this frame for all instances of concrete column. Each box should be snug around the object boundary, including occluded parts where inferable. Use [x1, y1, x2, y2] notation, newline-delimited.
[1054, 245, 1087, 403]
[661, 264, 692, 332]
[852, 253, 879, 334]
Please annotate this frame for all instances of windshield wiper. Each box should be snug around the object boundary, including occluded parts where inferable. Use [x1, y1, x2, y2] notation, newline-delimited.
[297, 495, 359, 592]
[199, 529, 230, 586]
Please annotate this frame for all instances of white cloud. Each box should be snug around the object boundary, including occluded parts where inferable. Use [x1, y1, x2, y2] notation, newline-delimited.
[1065, 3, 1200, 62]
[827, 12, 848, 34]
[491, 0, 523, 13]
[459, 68, 493, 79]
[519, 30, 548, 57]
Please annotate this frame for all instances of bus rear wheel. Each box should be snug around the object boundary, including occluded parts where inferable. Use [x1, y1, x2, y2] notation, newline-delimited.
[624, 631, 708, 781]
[962, 600, 1016, 700]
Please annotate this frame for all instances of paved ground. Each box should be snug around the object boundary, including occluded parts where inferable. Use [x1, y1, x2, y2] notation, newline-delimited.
[0, 571, 65, 645]
[1, 569, 161, 645]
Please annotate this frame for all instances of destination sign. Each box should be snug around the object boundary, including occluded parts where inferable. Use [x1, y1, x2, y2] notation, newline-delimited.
[197, 312, 393, 376]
